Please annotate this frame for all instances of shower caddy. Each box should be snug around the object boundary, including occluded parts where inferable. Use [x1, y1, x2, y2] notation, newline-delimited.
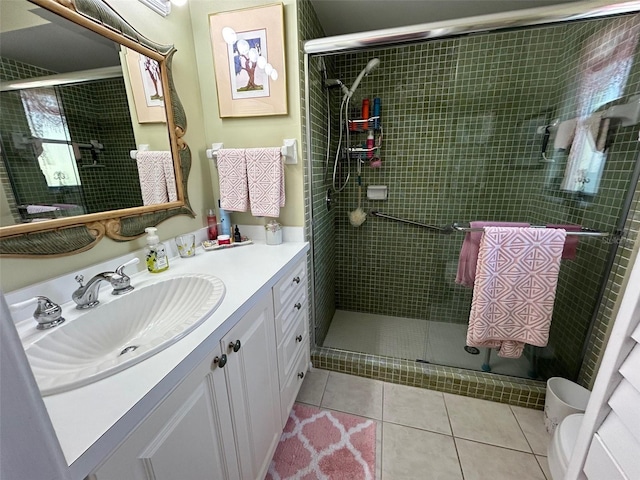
[346, 104, 382, 163]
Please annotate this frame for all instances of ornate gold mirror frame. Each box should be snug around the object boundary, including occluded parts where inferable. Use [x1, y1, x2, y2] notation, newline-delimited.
[0, 0, 194, 257]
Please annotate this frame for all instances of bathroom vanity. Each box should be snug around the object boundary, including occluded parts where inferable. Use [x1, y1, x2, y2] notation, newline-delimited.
[13, 241, 309, 480]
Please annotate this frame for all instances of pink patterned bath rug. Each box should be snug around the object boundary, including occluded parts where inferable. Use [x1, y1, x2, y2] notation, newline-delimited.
[266, 403, 377, 480]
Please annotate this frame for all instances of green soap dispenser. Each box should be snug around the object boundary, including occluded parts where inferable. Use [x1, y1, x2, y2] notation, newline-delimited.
[144, 227, 169, 273]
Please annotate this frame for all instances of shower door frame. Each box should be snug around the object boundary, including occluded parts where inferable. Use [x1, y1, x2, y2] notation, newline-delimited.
[303, 0, 640, 376]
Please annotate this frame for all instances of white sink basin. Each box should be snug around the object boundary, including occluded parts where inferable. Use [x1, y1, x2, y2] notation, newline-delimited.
[25, 273, 225, 396]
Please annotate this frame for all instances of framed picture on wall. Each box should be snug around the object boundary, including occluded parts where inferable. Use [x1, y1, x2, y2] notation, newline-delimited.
[209, 3, 287, 118]
[123, 47, 166, 123]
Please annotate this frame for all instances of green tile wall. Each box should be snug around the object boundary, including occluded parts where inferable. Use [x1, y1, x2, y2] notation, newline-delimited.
[305, 13, 640, 384]
[298, 0, 336, 346]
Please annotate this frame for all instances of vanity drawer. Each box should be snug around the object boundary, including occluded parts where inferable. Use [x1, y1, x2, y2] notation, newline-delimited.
[279, 346, 309, 428]
[275, 288, 307, 345]
[273, 260, 307, 317]
[276, 301, 308, 385]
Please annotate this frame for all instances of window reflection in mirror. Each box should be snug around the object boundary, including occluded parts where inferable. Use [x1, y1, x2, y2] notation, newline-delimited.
[544, 16, 640, 200]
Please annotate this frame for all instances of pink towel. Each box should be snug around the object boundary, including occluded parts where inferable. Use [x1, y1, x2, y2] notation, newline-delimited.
[456, 221, 530, 288]
[136, 151, 178, 205]
[246, 147, 285, 217]
[217, 148, 249, 212]
[547, 224, 582, 260]
[466, 227, 567, 358]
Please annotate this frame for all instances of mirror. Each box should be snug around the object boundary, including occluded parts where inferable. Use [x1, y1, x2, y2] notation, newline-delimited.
[0, 0, 194, 256]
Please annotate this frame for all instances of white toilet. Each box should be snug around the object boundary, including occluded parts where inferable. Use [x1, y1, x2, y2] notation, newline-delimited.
[547, 413, 584, 479]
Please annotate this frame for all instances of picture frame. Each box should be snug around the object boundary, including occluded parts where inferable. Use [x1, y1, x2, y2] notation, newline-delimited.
[209, 3, 287, 118]
[124, 47, 166, 123]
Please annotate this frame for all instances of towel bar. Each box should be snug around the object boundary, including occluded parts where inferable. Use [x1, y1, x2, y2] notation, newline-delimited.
[205, 139, 298, 165]
[129, 144, 150, 159]
[451, 223, 610, 237]
[371, 211, 611, 238]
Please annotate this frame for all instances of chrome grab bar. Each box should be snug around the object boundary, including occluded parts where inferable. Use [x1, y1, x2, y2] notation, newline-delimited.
[369, 211, 454, 233]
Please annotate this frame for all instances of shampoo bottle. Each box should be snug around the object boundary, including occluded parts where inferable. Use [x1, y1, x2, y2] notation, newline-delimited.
[373, 97, 381, 129]
[361, 98, 370, 130]
[218, 199, 231, 236]
[144, 227, 169, 273]
[366, 130, 375, 159]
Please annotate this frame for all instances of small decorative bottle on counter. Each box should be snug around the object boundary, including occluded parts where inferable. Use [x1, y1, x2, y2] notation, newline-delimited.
[207, 209, 218, 240]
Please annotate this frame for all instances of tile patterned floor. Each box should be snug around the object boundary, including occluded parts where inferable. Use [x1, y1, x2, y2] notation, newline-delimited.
[295, 369, 552, 480]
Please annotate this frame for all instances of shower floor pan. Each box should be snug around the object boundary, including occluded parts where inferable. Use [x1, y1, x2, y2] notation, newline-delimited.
[323, 309, 531, 379]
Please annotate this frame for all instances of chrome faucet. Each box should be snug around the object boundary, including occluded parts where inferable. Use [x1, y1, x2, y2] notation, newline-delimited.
[9, 296, 65, 330]
[72, 258, 139, 309]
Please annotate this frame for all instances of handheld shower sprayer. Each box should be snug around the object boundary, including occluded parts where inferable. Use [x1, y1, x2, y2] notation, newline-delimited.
[346, 58, 380, 99]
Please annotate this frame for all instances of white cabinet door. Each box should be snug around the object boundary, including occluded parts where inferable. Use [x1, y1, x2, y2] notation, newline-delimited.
[223, 294, 281, 480]
[92, 344, 240, 480]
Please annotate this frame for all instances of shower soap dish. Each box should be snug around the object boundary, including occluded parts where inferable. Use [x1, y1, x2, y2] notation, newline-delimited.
[367, 185, 388, 200]
[202, 237, 252, 251]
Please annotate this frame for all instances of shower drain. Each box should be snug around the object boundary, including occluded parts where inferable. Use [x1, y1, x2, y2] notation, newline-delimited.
[120, 345, 139, 355]
[464, 346, 480, 355]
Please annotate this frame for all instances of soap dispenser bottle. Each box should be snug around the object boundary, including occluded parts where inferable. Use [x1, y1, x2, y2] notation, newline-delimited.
[144, 227, 169, 273]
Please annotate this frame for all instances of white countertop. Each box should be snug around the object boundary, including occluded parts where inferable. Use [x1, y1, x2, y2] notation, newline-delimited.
[19, 240, 308, 479]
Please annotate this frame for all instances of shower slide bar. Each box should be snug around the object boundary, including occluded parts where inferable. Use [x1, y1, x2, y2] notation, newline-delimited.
[370, 211, 610, 237]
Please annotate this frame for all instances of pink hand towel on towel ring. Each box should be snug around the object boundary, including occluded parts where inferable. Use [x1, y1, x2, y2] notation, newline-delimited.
[217, 148, 249, 212]
[246, 147, 285, 218]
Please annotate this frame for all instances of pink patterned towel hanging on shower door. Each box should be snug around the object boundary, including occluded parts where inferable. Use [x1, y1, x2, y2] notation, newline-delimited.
[466, 226, 567, 358]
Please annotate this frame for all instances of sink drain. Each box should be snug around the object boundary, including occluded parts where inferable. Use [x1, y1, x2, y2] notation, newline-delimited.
[464, 346, 480, 355]
[120, 345, 138, 355]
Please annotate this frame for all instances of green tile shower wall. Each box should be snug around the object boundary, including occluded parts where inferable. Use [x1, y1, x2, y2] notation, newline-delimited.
[297, 0, 336, 346]
[531, 16, 640, 380]
[317, 15, 639, 380]
[0, 58, 59, 217]
[0, 57, 141, 219]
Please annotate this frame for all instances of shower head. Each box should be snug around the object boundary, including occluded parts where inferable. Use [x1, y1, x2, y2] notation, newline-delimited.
[324, 78, 349, 96]
[346, 58, 380, 99]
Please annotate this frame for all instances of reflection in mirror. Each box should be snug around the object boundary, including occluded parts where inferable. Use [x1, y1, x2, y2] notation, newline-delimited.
[0, 0, 173, 227]
[0, 0, 193, 256]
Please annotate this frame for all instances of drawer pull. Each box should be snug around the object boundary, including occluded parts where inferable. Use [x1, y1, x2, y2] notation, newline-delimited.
[294, 302, 302, 310]
[296, 334, 303, 342]
[228, 340, 241, 352]
[298, 372, 305, 379]
[213, 354, 227, 369]
[293, 276, 301, 284]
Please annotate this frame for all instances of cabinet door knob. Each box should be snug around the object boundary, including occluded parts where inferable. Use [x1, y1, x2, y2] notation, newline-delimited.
[229, 340, 241, 352]
[293, 276, 301, 284]
[296, 334, 303, 342]
[213, 354, 227, 369]
[298, 372, 305, 379]
[294, 302, 302, 310]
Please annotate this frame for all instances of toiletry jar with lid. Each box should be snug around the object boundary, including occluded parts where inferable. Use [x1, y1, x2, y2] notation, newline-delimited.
[265, 221, 283, 245]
